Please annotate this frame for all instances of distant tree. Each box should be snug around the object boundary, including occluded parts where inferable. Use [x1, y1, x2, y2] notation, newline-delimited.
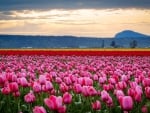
[130, 40, 137, 48]
[101, 40, 104, 48]
[110, 41, 116, 48]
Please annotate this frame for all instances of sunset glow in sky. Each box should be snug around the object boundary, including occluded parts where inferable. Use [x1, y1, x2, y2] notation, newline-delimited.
[0, 0, 150, 37]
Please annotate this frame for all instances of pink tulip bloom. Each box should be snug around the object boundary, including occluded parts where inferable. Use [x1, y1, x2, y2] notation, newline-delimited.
[116, 81, 127, 90]
[142, 78, 150, 87]
[33, 106, 47, 113]
[82, 86, 89, 97]
[106, 96, 113, 107]
[39, 75, 47, 85]
[60, 83, 69, 93]
[6, 73, 17, 82]
[141, 105, 148, 113]
[57, 105, 66, 113]
[109, 78, 116, 85]
[101, 90, 109, 102]
[64, 77, 72, 85]
[73, 84, 82, 94]
[0, 74, 6, 85]
[55, 77, 62, 84]
[134, 86, 143, 102]
[1, 86, 11, 95]
[119, 96, 133, 111]
[44, 95, 63, 111]
[9, 82, 19, 92]
[92, 100, 101, 110]
[99, 77, 106, 84]
[24, 91, 36, 103]
[45, 81, 53, 91]
[18, 77, 28, 87]
[84, 77, 93, 86]
[63, 92, 72, 104]
[88, 86, 97, 96]
[114, 90, 124, 100]
[121, 75, 128, 82]
[145, 87, 150, 99]
[93, 74, 98, 81]
[13, 91, 20, 97]
[127, 88, 135, 98]
[32, 82, 42, 93]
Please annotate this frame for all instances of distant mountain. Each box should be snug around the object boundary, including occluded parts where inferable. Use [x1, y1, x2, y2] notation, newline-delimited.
[115, 30, 149, 38]
[0, 31, 150, 48]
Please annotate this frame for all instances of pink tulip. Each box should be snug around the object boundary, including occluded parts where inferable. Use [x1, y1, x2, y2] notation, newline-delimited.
[64, 77, 72, 85]
[24, 91, 36, 103]
[1, 86, 11, 95]
[57, 105, 66, 113]
[55, 77, 62, 84]
[45, 81, 53, 91]
[88, 86, 97, 96]
[92, 100, 101, 110]
[141, 105, 148, 113]
[84, 77, 93, 86]
[44, 95, 63, 111]
[134, 86, 143, 102]
[60, 83, 69, 93]
[119, 96, 133, 111]
[13, 91, 20, 97]
[145, 87, 150, 99]
[0, 74, 6, 85]
[18, 77, 28, 87]
[127, 88, 135, 98]
[32, 82, 42, 93]
[82, 86, 89, 97]
[93, 74, 98, 81]
[9, 82, 19, 92]
[39, 75, 47, 85]
[73, 84, 82, 94]
[114, 90, 124, 100]
[63, 92, 72, 104]
[6, 73, 17, 82]
[33, 106, 47, 113]
[142, 78, 150, 87]
[101, 90, 109, 102]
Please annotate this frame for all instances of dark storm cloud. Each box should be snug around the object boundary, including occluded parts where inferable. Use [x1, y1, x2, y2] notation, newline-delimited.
[0, 0, 150, 11]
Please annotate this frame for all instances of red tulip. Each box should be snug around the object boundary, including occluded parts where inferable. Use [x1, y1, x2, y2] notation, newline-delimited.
[119, 96, 133, 111]
[92, 100, 101, 110]
[63, 92, 72, 104]
[33, 106, 47, 113]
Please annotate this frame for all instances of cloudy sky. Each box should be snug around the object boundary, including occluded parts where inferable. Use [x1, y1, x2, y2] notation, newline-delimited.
[0, 0, 150, 37]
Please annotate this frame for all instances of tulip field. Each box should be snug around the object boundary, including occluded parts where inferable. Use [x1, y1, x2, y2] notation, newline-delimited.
[0, 49, 150, 113]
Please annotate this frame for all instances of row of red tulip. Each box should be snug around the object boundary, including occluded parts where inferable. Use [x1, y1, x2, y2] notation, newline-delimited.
[0, 55, 150, 113]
